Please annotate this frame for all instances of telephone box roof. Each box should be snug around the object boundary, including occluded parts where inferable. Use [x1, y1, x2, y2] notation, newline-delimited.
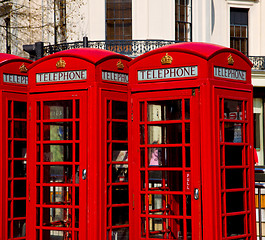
[29, 48, 132, 69]
[129, 42, 252, 67]
[0, 53, 32, 67]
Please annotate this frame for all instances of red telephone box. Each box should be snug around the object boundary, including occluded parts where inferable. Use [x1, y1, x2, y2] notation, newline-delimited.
[128, 42, 256, 239]
[26, 49, 131, 240]
[0, 54, 32, 240]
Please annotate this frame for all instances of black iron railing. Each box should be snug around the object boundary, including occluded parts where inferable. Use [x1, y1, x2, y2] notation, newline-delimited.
[249, 56, 265, 71]
[24, 38, 265, 71]
[43, 38, 179, 57]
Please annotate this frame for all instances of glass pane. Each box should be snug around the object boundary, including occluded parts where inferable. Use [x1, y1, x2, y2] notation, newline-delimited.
[14, 180, 26, 197]
[14, 160, 27, 177]
[14, 121, 27, 138]
[75, 100, 80, 118]
[148, 194, 183, 216]
[43, 165, 72, 183]
[43, 122, 73, 140]
[112, 143, 128, 161]
[112, 164, 128, 183]
[14, 102, 27, 119]
[14, 141, 27, 158]
[148, 124, 182, 144]
[226, 192, 244, 213]
[112, 186, 128, 204]
[43, 186, 72, 205]
[43, 144, 72, 162]
[43, 100, 73, 119]
[43, 230, 72, 240]
[225, 146, 243, 166]
[13, 220, 26, 238]
[185, 99, 190, 119]
[112, 122, 128, 140]
[224, 123, 242, 143]
[43, 208, 72, 227]
[112, 228, 129, 239]
[148, 171, 183, 191]
[147, 100, 182, 121]
[226, 169, 243, 189]
[224, 100, 243, 120]
[112, 101, 127, 119]
[13, 200, 26, 217]
[227, 215, 245, 237]
[112, 207, 129, 225]
[148, 147, 182, 167]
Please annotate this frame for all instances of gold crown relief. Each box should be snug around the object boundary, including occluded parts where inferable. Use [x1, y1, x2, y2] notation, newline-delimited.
[117, 60, 124, 70]
[56, 58, 66, 68]
[161, 53, 173, 65]
[19, 63, 28, 73]
[228, 54, 234, 65]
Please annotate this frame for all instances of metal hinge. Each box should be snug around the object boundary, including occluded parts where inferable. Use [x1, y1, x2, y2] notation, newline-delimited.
[192, 89, 196, 96]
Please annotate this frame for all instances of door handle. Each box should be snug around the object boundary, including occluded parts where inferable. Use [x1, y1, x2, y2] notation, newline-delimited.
[194, 188, 199, 200]
[82, 169, 87, 180]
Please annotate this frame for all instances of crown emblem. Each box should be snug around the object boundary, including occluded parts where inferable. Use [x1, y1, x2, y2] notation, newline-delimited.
[19, 63, 28, 73]
[117, 60, 124, 70]
[161, 53, 173, 65]
[228, 54, 234, 65]
[56, 58, 66, 68]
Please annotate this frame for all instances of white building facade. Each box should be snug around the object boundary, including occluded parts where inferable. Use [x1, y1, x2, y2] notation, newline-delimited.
[1, 0, 265, 162]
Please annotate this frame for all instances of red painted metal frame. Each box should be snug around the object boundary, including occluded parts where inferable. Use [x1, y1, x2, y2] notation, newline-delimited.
[27, 48, 131, 240]
[128, 42, 255, 239]
[0, 54, 32, 240]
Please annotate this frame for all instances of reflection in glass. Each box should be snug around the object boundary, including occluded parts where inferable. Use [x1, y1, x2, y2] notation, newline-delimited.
[224, 100, 243, 120]
[14, 141, 27, 158]
[43, 208, 72, 227]
[43, 186, 72, 205]
[43, 144, 72, 162]
[43, 100, 72, 119]
[42, 230, 72, 240]
[14, 121, 27, 138]
[112, 164, 128, 182]
[147, 100, 182, 121]
[14, 160, 27, 177]
[112, 228, 129, 239]
[148, 147, 182, 167]
[43, 122, 72, 140]
[224, 123, 242, 143]
[148, 124, 182, 144]
[112, 143, 128, 162]
[43, 165, 72, 183]
[13, 220, 26, 238]
[148, 171, 183, 191]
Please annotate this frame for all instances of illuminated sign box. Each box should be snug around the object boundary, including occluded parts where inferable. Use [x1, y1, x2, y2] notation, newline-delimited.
[214, 66, 246, 81]
[36, 70, 87, 83]
[3, 74, 28, 85]
[102, 71, 128, 83]
[138, 66, 198, 81]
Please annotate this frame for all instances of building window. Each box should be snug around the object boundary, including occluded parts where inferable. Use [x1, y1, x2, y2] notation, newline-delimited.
[230, 8, 248, 55]
[106, 0, 132, 40]
[5, 17, 11, 54]
[175, 0, 192, 42]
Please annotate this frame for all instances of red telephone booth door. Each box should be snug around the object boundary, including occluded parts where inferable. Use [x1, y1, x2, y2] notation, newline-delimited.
[28, 91, 87, 240]
[131, 89, 202, 240]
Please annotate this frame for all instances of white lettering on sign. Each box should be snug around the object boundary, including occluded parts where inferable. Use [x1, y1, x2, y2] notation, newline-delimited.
[214, 66, 246, 81]
[36, 70, 87, 83]
[138, 66, 198, 81]
[102, 71, 128, 83]
[3, 74, 28, 85]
